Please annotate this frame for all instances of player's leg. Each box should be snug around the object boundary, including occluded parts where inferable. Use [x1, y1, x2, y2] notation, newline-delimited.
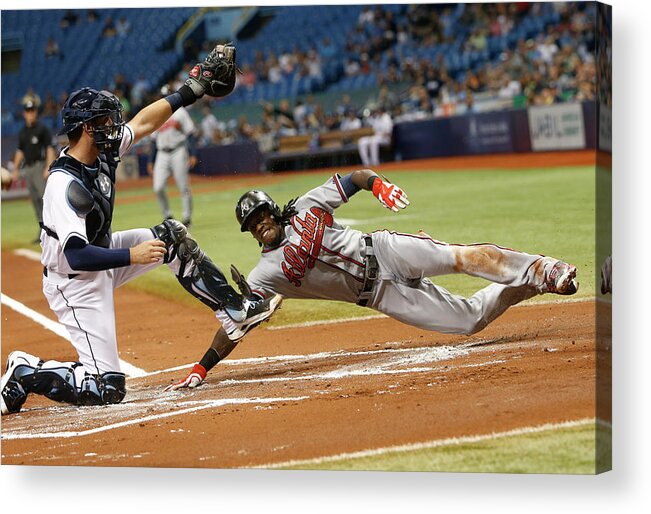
[371, 230, 577, 295]
[5, 273, 129, 413]
[1, 350, 126, 414]
[24, 162, 46, 223]
[112, 224, 282, 341]
[152, 154, 173, 219]
[358, 136, 371, 166]
[369, 278, 536, 335]
[171, 148, 192, 224]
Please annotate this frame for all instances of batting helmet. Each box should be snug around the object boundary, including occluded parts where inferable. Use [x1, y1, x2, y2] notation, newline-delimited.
[236, 190, 281, 232]
[58, 87, 125, 153]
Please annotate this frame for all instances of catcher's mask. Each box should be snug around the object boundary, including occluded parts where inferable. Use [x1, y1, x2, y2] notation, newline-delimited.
[236, 190, 281, 232]
[59, 87, 125, 154]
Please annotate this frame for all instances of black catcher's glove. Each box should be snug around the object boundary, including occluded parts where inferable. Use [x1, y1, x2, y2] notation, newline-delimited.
[185, 44, 238, 99]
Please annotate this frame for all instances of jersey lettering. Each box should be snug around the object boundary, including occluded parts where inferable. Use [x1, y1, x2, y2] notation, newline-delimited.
[281, 207, 333, 286]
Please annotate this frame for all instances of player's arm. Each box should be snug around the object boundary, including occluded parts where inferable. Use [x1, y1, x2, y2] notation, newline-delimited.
[11, 149, 25, 182]
[129, 43, 237, 145]
[163, 328, 237, 391]
[63, 236, 166, 271]
[351, 168, 409, 212]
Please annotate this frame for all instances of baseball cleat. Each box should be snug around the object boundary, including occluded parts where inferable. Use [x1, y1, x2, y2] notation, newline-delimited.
[544, 260, 579, 295]
[1, 351, 40, 415]
[216, 294, 283, 341]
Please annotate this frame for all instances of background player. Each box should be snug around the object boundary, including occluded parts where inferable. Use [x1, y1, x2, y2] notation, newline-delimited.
[164, 168, 578, 390]
[148, 83, 197, 227]
[11, 99, 57, 242]
[1, 45, 282, 415]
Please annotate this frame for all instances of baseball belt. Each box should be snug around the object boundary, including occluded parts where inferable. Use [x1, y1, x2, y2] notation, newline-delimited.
[357, 235, 378, 307]
[159, 143, 185, 153]
[43, 267, 79, 281]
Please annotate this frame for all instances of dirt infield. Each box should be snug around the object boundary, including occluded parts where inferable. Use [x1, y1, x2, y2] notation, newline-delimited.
[1, 247, 606, 468]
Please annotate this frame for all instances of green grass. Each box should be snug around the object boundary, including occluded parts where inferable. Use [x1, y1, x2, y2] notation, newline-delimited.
[279, 422, 611, 474]
[1, 165, 596, 325]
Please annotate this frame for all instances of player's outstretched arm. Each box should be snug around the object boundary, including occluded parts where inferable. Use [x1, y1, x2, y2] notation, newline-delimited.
[163, 328, 237, 391]
[129, 44, 238, 145]
[351, 169, 409, 212]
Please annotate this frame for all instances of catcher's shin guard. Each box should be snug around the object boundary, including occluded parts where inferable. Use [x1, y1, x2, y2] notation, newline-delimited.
[177, 254, 246, 316]
[152, 218, 247, 316]
[77, 372, 126, 406]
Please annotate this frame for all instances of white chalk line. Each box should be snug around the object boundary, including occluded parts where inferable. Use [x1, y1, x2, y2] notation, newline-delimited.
[13, 248, 41, 261]
[251, 418, 609, 469]
[1, 293, 147, 378]
[135, 344, 468, 378]
[1, 396, 309, 441]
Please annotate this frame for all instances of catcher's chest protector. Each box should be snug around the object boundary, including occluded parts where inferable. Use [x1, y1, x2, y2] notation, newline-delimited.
[49, 153, 116, 248]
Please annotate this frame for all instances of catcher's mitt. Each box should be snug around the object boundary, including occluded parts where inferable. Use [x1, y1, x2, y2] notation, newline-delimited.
[185, 44, 238, 99]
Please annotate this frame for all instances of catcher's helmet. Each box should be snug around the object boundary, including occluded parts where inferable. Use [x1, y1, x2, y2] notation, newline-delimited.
[236, 190, 280, 232]
[58, 87, 125, 153]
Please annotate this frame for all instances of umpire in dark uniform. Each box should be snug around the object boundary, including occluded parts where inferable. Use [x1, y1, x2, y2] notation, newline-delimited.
[12, 99, 56, 242]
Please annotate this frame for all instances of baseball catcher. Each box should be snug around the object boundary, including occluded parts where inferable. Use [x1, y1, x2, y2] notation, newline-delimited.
[1, 44, 282, 416]
[164, 169, 579, 390]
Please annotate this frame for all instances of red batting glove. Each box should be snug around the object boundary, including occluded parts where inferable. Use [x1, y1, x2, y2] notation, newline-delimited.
[371, 177, 410, 212]
[164, 363, 207, 392]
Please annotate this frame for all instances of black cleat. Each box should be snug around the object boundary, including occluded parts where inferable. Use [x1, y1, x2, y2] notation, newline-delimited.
[216, 294, 283, 341]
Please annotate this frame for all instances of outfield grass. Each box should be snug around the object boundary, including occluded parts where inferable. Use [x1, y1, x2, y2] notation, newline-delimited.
[1, 165, 596, 325]
[279, 422, 611, 474]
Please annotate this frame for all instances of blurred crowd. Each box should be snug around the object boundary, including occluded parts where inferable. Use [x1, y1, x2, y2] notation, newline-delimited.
[7, 2, 601, 156]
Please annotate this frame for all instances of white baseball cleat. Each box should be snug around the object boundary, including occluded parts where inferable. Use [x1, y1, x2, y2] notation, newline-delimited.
[1, 351, 40, 415]
[544, 260, 579, 295]
[216, 294, 283, 341]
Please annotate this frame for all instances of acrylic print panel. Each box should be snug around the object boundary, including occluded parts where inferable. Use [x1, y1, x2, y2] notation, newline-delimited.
[1, 1, 611, 474]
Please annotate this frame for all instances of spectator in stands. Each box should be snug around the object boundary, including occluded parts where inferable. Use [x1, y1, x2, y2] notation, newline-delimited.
[87, 9, 99, 23]
[45, 37, 61, 60]
[336, 94, 357, 117]
[306, 49, 323, 81]
[199, 104, 223, 146]
[272, 100, 298, 136]
[292, 99, 307, 132]
[116, 16, 132, 38]
[344, 58, 361, 77]
[497, 74, 522, 99]
[130, 75, 151, 113]
[317, 37, 337, 61]
[358, 106, 393, 167]
[340, 110, 361, 131]
[42, 93, 59, 118]
[60, 10, 79, 30]
[267, 54, 283, 84]
[102, 17, 117, 38]
[239, 64, 257, 90]
[233, 116, 253, 142]
[537, 34, 560, 64]
[358, 5, 375, 26]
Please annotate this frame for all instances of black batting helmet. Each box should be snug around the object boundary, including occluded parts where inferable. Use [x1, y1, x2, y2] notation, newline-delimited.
[58, 87, 125, 153]
[236, 190, 280, 232]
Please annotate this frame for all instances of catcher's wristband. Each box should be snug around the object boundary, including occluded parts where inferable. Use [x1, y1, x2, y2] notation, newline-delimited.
[165, 85, 198, 112]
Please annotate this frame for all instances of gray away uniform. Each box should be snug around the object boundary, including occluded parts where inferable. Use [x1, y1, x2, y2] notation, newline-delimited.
[247, 174, 551, 335]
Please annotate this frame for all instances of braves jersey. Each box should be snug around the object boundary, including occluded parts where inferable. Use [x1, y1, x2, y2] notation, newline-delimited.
[152, 107, 194, 150]
[40, 125, 135, 274]
[247, 175, 367, 303]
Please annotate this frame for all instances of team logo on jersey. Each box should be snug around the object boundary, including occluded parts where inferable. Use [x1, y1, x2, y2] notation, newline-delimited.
[281, 207, 333, 287]
[97, 173, 111, 197]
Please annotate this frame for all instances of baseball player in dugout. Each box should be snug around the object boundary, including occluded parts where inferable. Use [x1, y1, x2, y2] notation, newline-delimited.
[12, 99, 57, 243]
[1, 45, 282, 415]
[166, 170, 579, 390]
[148, 83, 197, 227]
